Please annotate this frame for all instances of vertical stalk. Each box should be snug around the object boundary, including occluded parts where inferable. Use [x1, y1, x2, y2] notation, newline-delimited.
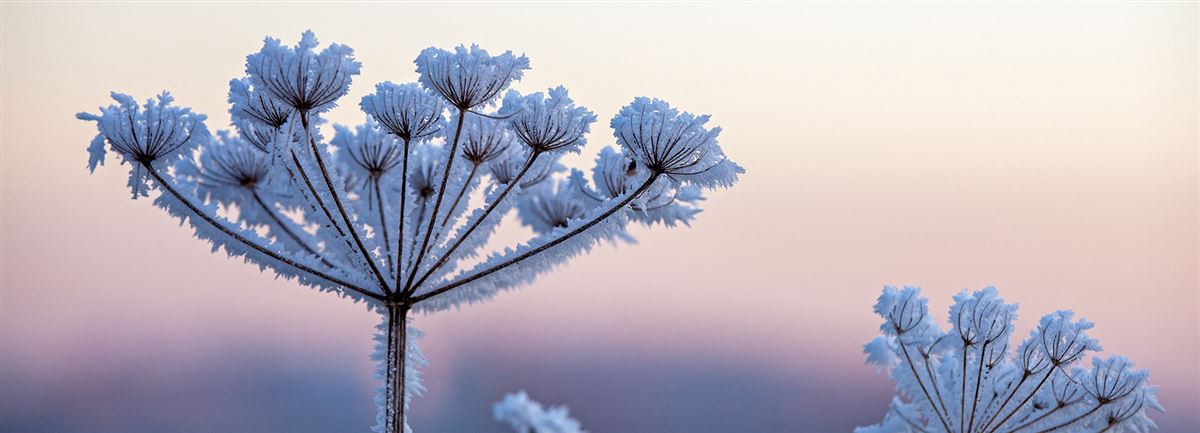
[385, 304, 410, 433]
[403, 108, 467, 295]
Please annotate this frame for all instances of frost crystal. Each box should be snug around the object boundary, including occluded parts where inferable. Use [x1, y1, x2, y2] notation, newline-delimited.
[79, 31, 740, 433]
[494, 391, 586, 433]
[858, 287, 1162, 433]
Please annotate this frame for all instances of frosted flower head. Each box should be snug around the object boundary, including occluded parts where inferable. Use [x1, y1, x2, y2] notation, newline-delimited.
[246, 31, 360, 114]
[407, 142, 444, 199]
[360, 82, 444, 141]
[575, 146, 704, 227]
[1083, 357, 1148, 404]
[182, 131, 272, 204]
[235, 119, 278, 153]
[503, 87, 596, 153]
[77, 91, 209, 165]
[229, 77, 291, 129]
[333, 120, 404, 178]
[874, 286, 939, 343]
[949, 287, 1016, 347]
[517, 180, 587, 233]
[415, 44, 530, 110]
[589, 146, 640, 198]
[1036, 310, 1100, 366]
[611, 97, 743, 188]
[488, 147, 556, 188]
[77, 92, 210, 197]
[461, 116, 513, 165]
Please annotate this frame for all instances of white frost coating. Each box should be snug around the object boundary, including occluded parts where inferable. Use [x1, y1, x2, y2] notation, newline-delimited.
[858, 287, 1162, 433]
[502, 87, 596, 154]
[77, 92, 210, 197]
[494, 391, 586, 433]
[246, 31, 360, 115]
[416, 45, 530, 110]
[79, 32, 741, 433]
[611, 97, 743, 189]
[372, 320, 427, 433]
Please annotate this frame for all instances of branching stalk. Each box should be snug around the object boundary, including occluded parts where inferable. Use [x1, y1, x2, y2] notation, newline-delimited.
[144, 162, 383, 302]
[300, 111, 392, 294]
[410, 152, 539, 292]
[403, 109, 468, 295]
[411, 172, 658, 304]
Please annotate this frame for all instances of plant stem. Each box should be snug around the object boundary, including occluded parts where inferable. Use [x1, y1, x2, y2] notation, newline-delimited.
[411, 152, 538, 292]
[440, 163, 478, 228]
[968, 341, 990, 433]
[393, 137, 411, 290]
[403, 109, 467, 295]
[411, 172, 660, 305]
[899, 340, 956, 433]
[143, 162, 383, 301]
[251, 190, 336, 269]
[385, 304, 410, 433]
[300, 111, 392, 294]
[985, 365, 1057, 433]
[372, 176, 393, 277]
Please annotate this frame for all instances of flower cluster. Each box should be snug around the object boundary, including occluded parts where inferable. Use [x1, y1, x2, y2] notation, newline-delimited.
[859, 287, 1161, 433]
[78, 31, 741, 433]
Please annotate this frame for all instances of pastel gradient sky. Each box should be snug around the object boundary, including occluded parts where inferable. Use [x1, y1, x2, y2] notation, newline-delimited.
[1, 3, 1196, 433]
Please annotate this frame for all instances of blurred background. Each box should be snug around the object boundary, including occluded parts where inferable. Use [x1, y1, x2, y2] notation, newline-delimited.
[1, 3, 1196, 432]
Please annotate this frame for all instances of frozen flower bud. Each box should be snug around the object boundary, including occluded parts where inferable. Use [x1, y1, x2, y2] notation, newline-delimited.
[407, 142, 444, 200]
[517, 180, 586, 233]
[461, 116, 513, 165]
[235, 120, 278, 153]
[874, 286, 938, 344]
[77, 91, 210, 197]
[415, 44, 530, 110]
[611, 97, 743, 189]
[178, 131, 272, 205]
[488, 146, 557, 188]
[950, 287, 1016, 347]
[1035, 311, 1100, 366]
[1084, 357, 1147, 404]
[573, 146, 703, 227]
[504, 87, 596, 154]
[333, 120, 404, 179]
[360, 82, 444, 141]
[229, 77, 291, 129]
[246, 30, 360, 114]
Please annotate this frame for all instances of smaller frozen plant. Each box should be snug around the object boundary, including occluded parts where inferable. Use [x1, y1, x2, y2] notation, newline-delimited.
[494, 391, 586, 433]
[858, 287, 1162, 433]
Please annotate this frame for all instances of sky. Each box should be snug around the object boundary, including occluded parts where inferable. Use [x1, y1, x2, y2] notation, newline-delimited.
[1, 2, 1197, 433]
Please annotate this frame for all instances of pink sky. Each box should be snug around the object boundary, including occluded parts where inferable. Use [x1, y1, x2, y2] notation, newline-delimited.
[2, 3, 1197, 432]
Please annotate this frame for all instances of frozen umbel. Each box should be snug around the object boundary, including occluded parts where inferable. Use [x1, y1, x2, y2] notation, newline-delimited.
[78, 31, 742, 433]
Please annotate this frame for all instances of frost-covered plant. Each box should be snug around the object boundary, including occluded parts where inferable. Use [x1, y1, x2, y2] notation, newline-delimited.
[494, 391, 586, 433]
[77, 31, 741, 433]
[859, 287, 1162, 433]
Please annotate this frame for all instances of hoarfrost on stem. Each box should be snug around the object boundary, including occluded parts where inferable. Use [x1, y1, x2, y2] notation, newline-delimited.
[78, 31, 742, 433]
[858, 287, 1162, 433]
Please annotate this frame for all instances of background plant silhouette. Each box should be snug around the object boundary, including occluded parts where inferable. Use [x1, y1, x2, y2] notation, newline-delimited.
[858, 287, 1162, 433]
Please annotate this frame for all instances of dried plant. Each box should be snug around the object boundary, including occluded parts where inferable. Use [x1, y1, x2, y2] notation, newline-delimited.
[77, 31, 741, 433]
[858, 287, 1162, 433]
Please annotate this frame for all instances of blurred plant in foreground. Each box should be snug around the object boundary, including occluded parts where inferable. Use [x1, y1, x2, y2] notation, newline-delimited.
[858, 287, 1162, 433]
[78, 31, 741, 433]
[494, 391, 586, 433]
